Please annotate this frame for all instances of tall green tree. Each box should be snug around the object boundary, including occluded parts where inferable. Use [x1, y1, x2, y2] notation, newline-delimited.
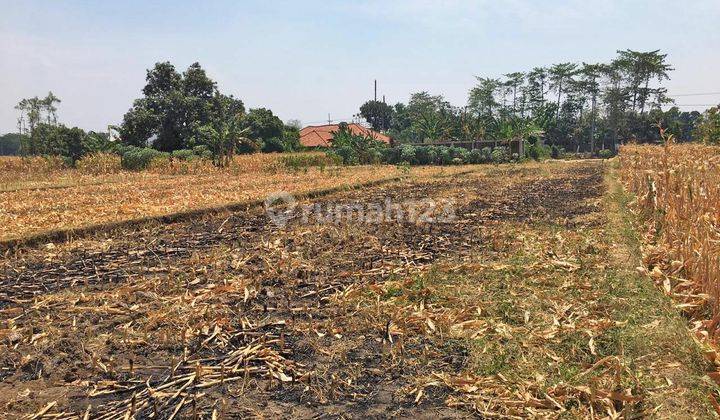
[468, 77, 501, 117]
[601, 61, 631, 149]
[0, 133, 25, 156]
[358, 49, 684, 153]
[119, 61, 245, 152]
[548, 63, 578, 119]
[694, 105, 720, 144]
[526, 67, 548, 114]
[406, 92, 454, 143]
[615, 49, 673, 114]
[15, 92, 60, 138]
[358, 100, 394, 131]
[577, 63, 603, 153]
[242, 108, 284, 142]
[503, 72, 525, 115]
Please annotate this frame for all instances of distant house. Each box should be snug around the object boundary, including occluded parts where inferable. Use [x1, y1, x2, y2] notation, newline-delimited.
[299, 123, 392, 148]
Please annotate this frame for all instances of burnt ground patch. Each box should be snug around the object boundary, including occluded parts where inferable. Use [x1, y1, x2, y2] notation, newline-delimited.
[0, 161, 608, 418]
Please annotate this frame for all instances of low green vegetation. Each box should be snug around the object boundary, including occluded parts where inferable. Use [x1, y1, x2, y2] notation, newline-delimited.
[279, 153, 341, 172]
[695, 104, 720, 144]
[321, 122, 562, 166]
[0, 133, 23, 156]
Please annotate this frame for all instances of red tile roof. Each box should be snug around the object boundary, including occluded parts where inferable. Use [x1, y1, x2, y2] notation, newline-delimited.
[299, 123, 391, 147]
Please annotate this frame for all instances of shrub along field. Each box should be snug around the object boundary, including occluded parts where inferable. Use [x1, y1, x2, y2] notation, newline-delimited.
[0, 159, 717, 418]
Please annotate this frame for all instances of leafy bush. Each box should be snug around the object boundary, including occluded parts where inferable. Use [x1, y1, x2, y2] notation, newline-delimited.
[438, 147, 453, 165]
[281, 128, 301, 152]
[480, 147, 492, 163]
[332, 142, 541, 167]
[381, 147, 402, 165]
[262, 137, 286, 153]
[382, 144, 479, 165]
[192, 145, 213, 159]
[414, 145, 439, 165]
[527, 143, 551, 160]
[147, 155, 215, 174]
[334, 146, 360, 165]
[325, 123, 387, 165]
[236, 138, 261, 154]
[172, 149, 195, 161]
[121, 146, 169, 170]
[598, 149, 613, 159]
[467, 149, 482, 164]
[491, 146, 511, 163]
[367, 148, 384, 164]
[450, 146, 468, 163]
[551, 145, 564, 159]
[76, 153, 122, 174]
[399, 144, 417, 164]
[426, 147, 439, 164]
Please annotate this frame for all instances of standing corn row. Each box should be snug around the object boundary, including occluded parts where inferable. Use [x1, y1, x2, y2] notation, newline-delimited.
[619, 144, 720, 339]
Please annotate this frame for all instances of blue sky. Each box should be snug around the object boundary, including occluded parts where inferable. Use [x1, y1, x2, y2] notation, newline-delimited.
[1, 0, 719, 133]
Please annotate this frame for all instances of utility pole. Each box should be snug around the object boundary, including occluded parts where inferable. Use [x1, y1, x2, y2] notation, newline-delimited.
[374, 80, 377, 101]
[328, 113, 331, 124]
[383, 95, 385, 104]
[590, 94, 596, 155]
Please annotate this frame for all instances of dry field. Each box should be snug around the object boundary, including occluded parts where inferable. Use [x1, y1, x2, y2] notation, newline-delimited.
[0, 152, 330, 194]
[619, 144, 720, 369]
[0, 159, 715, 418]
[0, 154, 294, 191]
[0, 154, 467, 244]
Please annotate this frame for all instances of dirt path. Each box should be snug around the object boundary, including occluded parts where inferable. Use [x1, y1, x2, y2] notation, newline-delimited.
[0, 161, 712, 418]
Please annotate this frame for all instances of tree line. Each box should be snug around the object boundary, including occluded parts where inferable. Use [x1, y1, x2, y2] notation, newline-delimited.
[4, 51, 720, 162]
[119, 62, 302, 163]
[8, 62, 300, 165]
[11, 92, 113, 162]
[358, 49, 719, 151]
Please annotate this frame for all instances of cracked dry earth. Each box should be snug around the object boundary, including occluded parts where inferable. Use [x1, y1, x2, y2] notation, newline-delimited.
[1, 160, 679, 418]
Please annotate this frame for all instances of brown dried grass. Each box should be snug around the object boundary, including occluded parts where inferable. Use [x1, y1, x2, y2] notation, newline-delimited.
[0, 163, 468, 242]
[76, 153, 123, 175]
[0, 152, 332, 191]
